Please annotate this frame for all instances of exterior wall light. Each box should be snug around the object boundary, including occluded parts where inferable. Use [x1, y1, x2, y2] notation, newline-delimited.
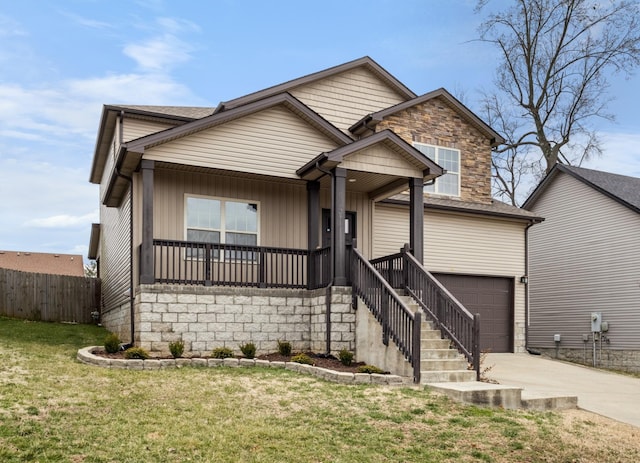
[520, 275, 528, 284]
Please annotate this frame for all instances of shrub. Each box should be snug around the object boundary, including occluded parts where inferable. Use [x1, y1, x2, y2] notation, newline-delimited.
[277, 340, 292, 356]
[357, 364, 385, 374]
[291, 353, 314, 365]
[104, 333, 120, 354]
[169, 340, 185, 359]
[211, 347, 234, 359]
[338, 349, 354, 366]
[239, 342, 256, 359]
[123, 347, 150, 360]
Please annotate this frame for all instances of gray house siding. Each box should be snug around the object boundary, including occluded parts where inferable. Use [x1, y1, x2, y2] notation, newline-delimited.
[528, 172, 640, 363]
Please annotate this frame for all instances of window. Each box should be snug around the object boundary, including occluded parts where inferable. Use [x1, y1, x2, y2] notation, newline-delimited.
[185, 196, 258, 259]
[413, 143, 460, 196]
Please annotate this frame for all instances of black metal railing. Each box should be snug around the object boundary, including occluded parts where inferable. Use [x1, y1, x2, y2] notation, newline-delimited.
[351, 247, 422, 383]
[371, 245, 480, 381]
[151, 240, 331, 290]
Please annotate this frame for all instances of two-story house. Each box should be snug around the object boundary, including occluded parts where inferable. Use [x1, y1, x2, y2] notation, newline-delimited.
[88, 57, 541, 383]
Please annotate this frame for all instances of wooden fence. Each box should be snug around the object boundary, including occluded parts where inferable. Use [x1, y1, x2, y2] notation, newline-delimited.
[0, 268, 101, 324]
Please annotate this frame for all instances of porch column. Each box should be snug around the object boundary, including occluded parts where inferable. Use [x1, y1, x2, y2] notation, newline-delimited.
[140, 160, 155, 284]
[307, 181, 320, 249]
[409, 177, 424, 265]
[332, 167, 347, 286]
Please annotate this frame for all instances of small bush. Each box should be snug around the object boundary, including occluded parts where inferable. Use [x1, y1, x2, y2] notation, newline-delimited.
[277, 340, 292, 356]
[239, 342, 256, 359]
[357, 364, 385, 374]
[169, 340, 185, 359]
[338, 349, 354, 366]
[104, 333, 120, 354]
[123, 347, 150, 360]
[211, 347, 234, 359]
[291, 353, 314, 365]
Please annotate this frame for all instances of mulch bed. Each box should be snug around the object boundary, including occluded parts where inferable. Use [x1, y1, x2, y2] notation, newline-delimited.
[91, 349, 367, 373]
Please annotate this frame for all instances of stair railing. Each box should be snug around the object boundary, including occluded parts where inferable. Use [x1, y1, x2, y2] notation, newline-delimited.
[371, 245, 480, 381]
[351, 247, 421, 383]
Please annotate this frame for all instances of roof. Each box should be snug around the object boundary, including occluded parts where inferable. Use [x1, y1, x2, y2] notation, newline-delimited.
[523, 164, 640, 214]
[384, 194, 544, 222]
[216, 56, 417, 112]
[350, 88, 505, 147]
[0, 251, 85, 277]
[113, 105, 215, 120]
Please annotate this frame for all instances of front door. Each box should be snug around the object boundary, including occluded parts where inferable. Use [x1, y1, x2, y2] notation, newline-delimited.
[322, 209, 356, 283]
[322, 209, 357, 248]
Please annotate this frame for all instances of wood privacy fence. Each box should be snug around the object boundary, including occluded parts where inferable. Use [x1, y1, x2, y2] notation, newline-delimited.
[0, 268, 100, 323]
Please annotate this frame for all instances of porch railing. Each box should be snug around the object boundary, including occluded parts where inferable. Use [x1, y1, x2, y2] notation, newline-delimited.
[351, 247, 422, 383]
[151, 239, 331, 290]
[371, 245, 480, 381]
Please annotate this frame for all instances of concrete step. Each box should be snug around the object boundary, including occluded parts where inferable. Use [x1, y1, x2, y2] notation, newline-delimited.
[421, 329, 443, 340]
[421, 349, 463, 360]
[420, 370, 477, 383]
[421, 358, 469, 371]
[421, 338, 451, 350]
[426, 381, 523, 408]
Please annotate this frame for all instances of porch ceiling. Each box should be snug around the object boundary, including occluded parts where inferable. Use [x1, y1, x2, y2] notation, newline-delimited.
[315, 170, 421, 201]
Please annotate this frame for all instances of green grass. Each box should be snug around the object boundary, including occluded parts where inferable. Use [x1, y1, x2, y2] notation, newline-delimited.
[1, 316, 639, 462]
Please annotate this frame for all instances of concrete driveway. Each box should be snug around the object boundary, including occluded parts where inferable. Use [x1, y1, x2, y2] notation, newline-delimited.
[486, 353, 640, 428]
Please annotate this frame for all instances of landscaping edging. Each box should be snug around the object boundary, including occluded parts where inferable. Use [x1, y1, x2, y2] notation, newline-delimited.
[77, 347, 409, 386]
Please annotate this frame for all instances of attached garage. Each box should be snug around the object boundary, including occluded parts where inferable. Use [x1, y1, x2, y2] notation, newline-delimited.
[432, 273, 514, 353]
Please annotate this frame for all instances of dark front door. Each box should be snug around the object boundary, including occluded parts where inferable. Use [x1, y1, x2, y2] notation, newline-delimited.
[322, 209, 356, 283]
[322, 209, 357, 247]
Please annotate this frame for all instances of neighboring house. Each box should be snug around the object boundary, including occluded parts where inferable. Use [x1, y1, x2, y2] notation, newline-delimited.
[88, 56, 540, 382]
[0, 250, 85, 277]
[524, 164, 640, 373]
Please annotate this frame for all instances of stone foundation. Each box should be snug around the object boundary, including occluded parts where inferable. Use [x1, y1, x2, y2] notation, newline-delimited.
[534, 346, 640, 374]
[125, 284, 355, 357]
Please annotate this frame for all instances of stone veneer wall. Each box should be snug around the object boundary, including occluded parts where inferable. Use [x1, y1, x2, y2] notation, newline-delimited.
[100, 301, 131, 344]
[131, 284, 355, 356]
[534, 347, 640, 374]
[375, 96, 493, 204]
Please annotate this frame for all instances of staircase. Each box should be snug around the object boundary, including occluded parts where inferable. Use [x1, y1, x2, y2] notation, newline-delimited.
[399, 295, 476, 383]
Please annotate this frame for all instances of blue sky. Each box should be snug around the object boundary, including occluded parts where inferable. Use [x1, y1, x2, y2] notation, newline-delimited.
[1, 0, 639, 260]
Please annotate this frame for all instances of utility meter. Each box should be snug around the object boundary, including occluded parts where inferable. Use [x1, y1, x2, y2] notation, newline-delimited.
[591, 312, 602, 332]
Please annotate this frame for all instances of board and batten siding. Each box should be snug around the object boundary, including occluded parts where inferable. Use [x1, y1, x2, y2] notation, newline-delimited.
[290, 67, 406, 133]
[143, 106, 338, 179]
[373, 203, 527, 350]
[528, 173, 640, 349]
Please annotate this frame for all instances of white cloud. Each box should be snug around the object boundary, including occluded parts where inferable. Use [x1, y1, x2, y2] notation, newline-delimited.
[0, 15, 27, 37]
[24, 211, 99, 229]
[62, 12, 114, 30]
[583, 132, 640, 178]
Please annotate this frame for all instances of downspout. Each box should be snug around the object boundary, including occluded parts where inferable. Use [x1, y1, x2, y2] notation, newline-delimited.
[115, 110, 135, 347]
[315, 160, 334, 355]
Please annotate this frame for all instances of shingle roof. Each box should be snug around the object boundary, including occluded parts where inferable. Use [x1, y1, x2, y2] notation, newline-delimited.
[113, 105, 215, 120]
[524, 164, 640, 214]
[0, 251, 85, 277]
[384, 194, 543, 222]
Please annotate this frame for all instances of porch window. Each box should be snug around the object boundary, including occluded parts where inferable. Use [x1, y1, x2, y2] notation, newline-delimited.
[185, 195, 259, 259]
[413, 143, 460, 196]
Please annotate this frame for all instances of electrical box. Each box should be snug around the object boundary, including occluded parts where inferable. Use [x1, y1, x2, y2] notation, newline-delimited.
[582, 333, 589, 342]
[554, 334, 561, 342]
[601, 321, 609, 332]
[591, 312, 602, 332]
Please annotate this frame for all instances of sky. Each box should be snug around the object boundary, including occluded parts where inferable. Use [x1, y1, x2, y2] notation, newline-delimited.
[1, 0, 640, 261]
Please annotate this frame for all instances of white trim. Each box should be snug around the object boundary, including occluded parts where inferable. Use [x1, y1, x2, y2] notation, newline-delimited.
[413, 142, 461, 197]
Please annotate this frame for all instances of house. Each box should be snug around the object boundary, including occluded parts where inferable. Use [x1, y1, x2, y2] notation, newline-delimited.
[523, 164, 640, 373]
[0, 250, 85, 277]
[88, 56, 541, 382]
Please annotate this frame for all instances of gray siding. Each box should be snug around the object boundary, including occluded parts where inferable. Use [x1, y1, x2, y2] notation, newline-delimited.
[99, 185, 132, 314]
[528, 173, 640, 349]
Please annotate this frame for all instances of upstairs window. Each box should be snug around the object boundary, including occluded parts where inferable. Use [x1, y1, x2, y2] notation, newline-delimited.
[413, 143, 461, 197]
[185, 195, 259, 259]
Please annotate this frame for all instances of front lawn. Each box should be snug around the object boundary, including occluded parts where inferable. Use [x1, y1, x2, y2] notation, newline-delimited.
[0, 316, 638, 462]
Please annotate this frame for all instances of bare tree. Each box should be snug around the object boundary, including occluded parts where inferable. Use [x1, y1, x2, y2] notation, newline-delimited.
[477, 0, 640, 175]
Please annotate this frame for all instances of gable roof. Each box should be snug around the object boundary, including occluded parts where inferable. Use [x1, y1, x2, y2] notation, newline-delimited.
[350, 88, 505, 147]
[215, 56, 417, 113]
[0, 250, 85, 277]
[524, 164, 640, 214]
